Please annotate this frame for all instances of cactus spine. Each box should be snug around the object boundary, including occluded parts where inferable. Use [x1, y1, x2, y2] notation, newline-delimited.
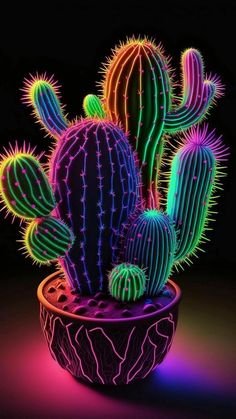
[109, 263, 146, 302]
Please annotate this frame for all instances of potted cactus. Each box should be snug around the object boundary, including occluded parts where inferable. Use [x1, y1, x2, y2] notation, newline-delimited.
[0, 37, 228, 385]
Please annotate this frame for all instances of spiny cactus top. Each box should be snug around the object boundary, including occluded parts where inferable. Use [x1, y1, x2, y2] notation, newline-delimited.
[100, 37, 224, 208]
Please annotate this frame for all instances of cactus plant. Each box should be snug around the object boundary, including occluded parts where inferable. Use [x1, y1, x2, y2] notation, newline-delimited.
[0, 144, 55, 219]
[108, 263, 147, 301]
[166, 124, 229, 266]
[50, 117, 140, 293]
[23, 216, 74, 264]
[123, 209, 176, 295]
[100, 37, 224, 208]
[0, 36, 228, 386]
[83, 94, 105, 119]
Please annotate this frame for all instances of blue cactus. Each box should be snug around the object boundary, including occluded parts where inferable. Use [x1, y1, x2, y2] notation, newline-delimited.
[50, 118, 140, 293]
[124, 209, 176, 296]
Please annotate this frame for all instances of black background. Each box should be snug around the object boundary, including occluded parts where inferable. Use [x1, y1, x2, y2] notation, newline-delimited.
[0, 4, 235, 419]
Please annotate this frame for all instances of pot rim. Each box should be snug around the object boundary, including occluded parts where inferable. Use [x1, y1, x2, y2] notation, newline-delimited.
[37, 271, 181, 324]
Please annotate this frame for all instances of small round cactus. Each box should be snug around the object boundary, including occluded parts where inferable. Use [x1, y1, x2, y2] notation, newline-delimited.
[23, 216, 74, 264]
[109, 263, 147, 302]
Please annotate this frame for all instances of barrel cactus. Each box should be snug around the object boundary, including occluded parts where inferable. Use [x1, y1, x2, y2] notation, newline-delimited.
[108, 263, 147, 302]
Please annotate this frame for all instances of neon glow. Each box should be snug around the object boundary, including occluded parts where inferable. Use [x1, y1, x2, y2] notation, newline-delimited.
[108, 263, 147, 302]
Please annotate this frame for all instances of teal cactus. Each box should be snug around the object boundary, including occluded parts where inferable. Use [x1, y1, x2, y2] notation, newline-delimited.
[0, 144, 55, 219]
[23, 216, 74, 264]
[109, 263, 147, 302]
[166, 125, 229, 266]
[124, 210, 176, 296]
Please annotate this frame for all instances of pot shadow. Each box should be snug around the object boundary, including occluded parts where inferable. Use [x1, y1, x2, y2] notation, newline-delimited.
[72, 366, 234, 415]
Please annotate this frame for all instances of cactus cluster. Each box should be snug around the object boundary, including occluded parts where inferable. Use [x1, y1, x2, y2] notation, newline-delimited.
[0, 36, 229, 301]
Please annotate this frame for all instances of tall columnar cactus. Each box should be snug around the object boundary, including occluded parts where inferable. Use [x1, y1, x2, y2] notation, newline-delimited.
[100, 38, 223, 208]
[124, 210, 176, 296]
[108, 263, 147, 302]
[0, 74, 140, 294]
[166, 124, 229, 266]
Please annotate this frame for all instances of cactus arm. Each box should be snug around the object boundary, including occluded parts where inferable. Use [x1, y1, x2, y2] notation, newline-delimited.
[166, 125, 229, 265]
[164, 49, 224, 133]
[83, 94, 106, 119]
[0, 144, 55, 219]
[21, 215, 74, 265]
[22, 74, 68, 139]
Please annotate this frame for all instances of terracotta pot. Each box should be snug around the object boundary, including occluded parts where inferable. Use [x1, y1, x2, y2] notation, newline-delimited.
[38, 272, 181, 385]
